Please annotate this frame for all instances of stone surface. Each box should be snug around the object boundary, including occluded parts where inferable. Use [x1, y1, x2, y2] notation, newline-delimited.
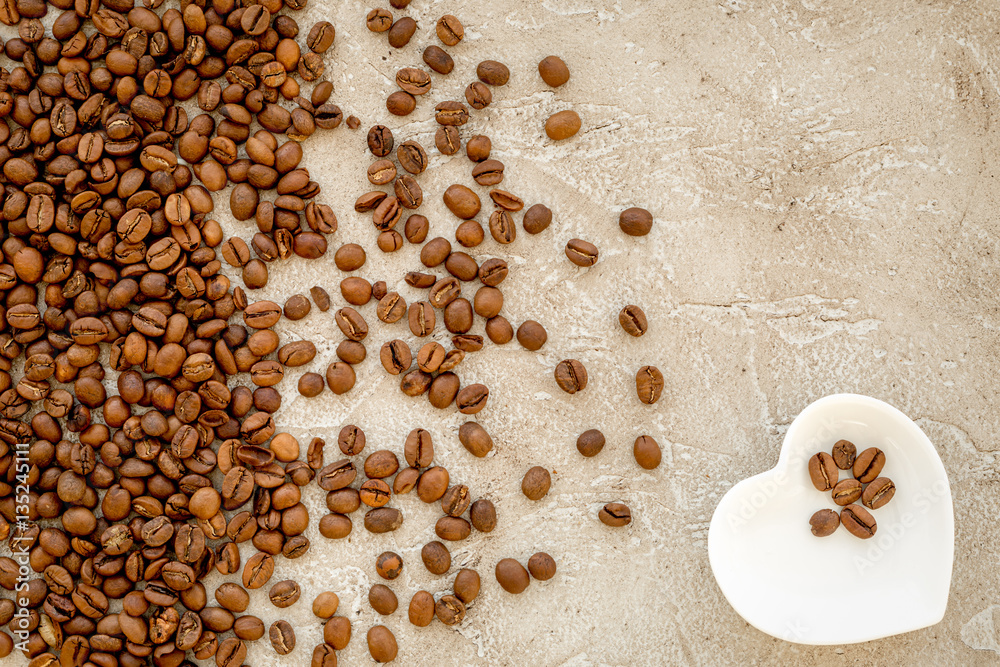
[6, 0, 1000, 664]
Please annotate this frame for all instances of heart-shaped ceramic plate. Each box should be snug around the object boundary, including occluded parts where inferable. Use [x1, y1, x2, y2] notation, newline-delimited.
[708, 394, 954, 644]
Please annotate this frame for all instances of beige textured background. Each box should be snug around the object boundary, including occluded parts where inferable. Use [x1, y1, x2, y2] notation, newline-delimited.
[7, 0, 1000, 664]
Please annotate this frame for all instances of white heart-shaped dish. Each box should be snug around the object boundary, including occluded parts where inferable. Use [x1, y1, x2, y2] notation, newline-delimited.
[708, 394, 954, 644]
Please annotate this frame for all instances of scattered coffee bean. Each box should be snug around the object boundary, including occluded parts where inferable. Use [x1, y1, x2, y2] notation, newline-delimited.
[808, 452, 839, 492]
[598, 502, 632, 527]
[853, 447, 886, 483]
[521, 466, 551, 500]
[809, 509, 840, 537]
[495, 558, 529, 594]
[841, 504, 877, 539]
[633, 435, 662, 470]
[832, 478, 862, 506]
[619, 207, 653, 236]
[862, 477, 895, 510]
[554, 359, 588, 394]
[565, 239, 599, 266]
[367, 625, 398, 663]
[538, 55, 570, 87]
[832, 439, 857, 470]
[636, 365, 664, 404]
[619, 305, 648, 336]
[528, 552, 557, 581]
[576, 429, 606, 457]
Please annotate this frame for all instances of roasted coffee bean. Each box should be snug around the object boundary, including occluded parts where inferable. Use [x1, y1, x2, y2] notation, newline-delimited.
[477, 60, 510, 85]
[459, 422, 494, 458]
[862, 477, 895, 510]
[360, 479, 391, 508]
[495, 558, 529, 594]
[853, 447, 885, 483]
[376, 551, 403, 580]
[443, 184, 481, 219]
[367, 625, 398, 663]
[388, 16, 416, 48]
[841, 504, 877, 539]
[409, 590, 435, 627]
[473, 159, 504, 185]
[367, 8, 393, 31]
[619, 207, 653, 236]
[299, 373, 325, 397]
[565, 239, 598, 266]
[308, 21, 336, 52]
[576, 429, 605, 457]
[367, 125, 394, 157]
[386, 90, 415, 116]
[436, 516, 471, 541]
[456, 384, 488, 414]
[313, 591, 340, 618]
[809, 509, 840, 537]
[335, 307, 368, 341]
[319, 514, 353, 539]
[619, 305, 649, 337]
[470, 498, 497, 532]
[397, 67, 431, 95]
[269, 580, 301, 608]
[421, 540, 451, 574]
[832, 478, 862, 506]
[521, 466, 551, 500]
[435, 100, 469, 126]
[270, 619, 296, 655]
[636, 365, 664, 404]
[538, 55, 570, 87]
[380, 340, 412, 375]
[546, 110, 582, 140]
[598, 502, 632, 527]
[408, 301, 436, 337]
[466, 81, 492, 109]
[808, 452, 839, 492]
[436, 14, 463, 45]
[528, 552, 557, 581]
[365, 450, 400, 478]
[554, 359, 587, 394]
[435, 594, 466, 625]
[832, 439, 857, 470]
[489, 209, 516, 244]
[633, 435, 662, 470]
[441, 484, 471, 516]
[365, 507, 403, 533]
[404, 428, 434, 467]
[516, 320, 547, 351]
[424, 45, 454, 75]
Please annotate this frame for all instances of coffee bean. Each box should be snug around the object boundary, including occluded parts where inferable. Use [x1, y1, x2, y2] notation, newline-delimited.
[619, 305, 648, 337]
[832, 478, 862, 506]
[369, 583, 398, 616]
[409, 590, 435, 627]
[335, 307, 368, 341]
[269, 580, 301, 608]
[408, 301, 436, 337]
[516, 320, 547, 351]
[489, 209, 516, 244]
[398, 140, 428, 174]
[308, 21, 335, 53]
[479, 258, 509, 286]
[376, 551, 403, 579]
[436, 126, 461, 155]
[441, 484, 471, 516]
[633, 435, 662, 469]
[565, 239, 598, 266]
[862, 477, 895, 510]
[380, 340, 412, 375]
[598, 502, 632, 527]
[436, 594, 466, 625]
[853, 447, 885, 483]
[319, 514, 353, 539]
[242, 552, 275, 589]
[538, 55, 570, 87]
[831, 439, 857, 470]
[546, 110, 582, 140]
[636, 365, 664, 404]
[576, 429, 605, 457]
[367, 625, 398, 663]
[324, 616, 352, 650]
[443, 184, 481, 219]
[554, 359, 587, 394]
[841, 504, 877, 539]
[318, 460, 357, 491]
[421, 540, 451, 574]
[466, 81, 492, 109]
[528, 552, 557, 581]
[270, 619, 296, 655]
[396, 67, 431, 95]
[387, 16, 416, 48]
[423, 45, 455, 76]
[326, 362, 356, 394]
[299, 372, 325, 397]
[360, 480, 391, 508]
[365, 507, 403, 533]
[619, 207, 653, 236]
[521, 466, 551, 500]
[808, 452, 838, 492]
[477, 60, 510, 85]
[367, 8, 392, 32]
[473, 159, 505, 186]
[456, 384, 489, 414]
[809, 509, 840, 537]
[459, 422, 494, 457]
[436, 14, 463, 45]
[436, 515, 471, 541]
[313, 592, 340, 618]
[495, 558, 529, 594]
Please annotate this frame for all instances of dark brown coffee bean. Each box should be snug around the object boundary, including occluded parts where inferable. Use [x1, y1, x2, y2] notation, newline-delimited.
[495, 558, 528, 594]
[365, 450, 400, 478]
[636, 365, 664, 404]
[403, 428, 434, 468]
[269, 580, 301, 608]
[598, 502, 632, 527]
[477, 60, 510, 86]
[435, 126, 461, 156]
[360, 479, 391, 508]
[421, 540, 451, 574]
[633, 435, 662, 470]
[368, 583, 398, 617]
[435, 516, 471, 541]
[317, 460, 357, 491]
[440, 484, 470, 517]
[435, 100, 469, 126]
[862, 477, 895, 510]
[808, 452, 838, 492]
[576, 429, 605, 457]
[397, 140, 428, 174]
[489, 209, 516, 244]
[618, 304, 649, 337]
[554, 359, 587, 394]
[387, 16, 416, 48]
[308, 21, 335, 52]
[546, 110, 582, 140]
[528, 552, 557, 581]
[367, 125, 394, 157]
[408, 301, 436, 337]
[270, 619, 296, 655]
[538, 55, 570, 87]
[299, 373, 325, 397]
[521, 466, 551, 500]
[841, 504, 877, 539]
[456, 384, 488, 414]
[367, 625, 398, 663]
[435, 14, 463, 45]
[519, 203, 551, 234]
[565, 238, 598, 266]
[619, 207, 653, 236]
[335, 307, 368, 341]
[832, 439, 857, 470]
[435, 594, 466, 625]
[469, 498, 497, 533]
[367, 159, 396, 185]
[423, 45, 454, 74]
[809, 509, 840, 537]
[326, 362, 356, 394]
[386, 90, 415, 116]
[466, 81, 492, 109]
[312, 592, 340, 619]
[853, 447, 885, 483]
[319, 514, 353, 539]
[396, 67, 431, 95]
[365, 508, 403, 533]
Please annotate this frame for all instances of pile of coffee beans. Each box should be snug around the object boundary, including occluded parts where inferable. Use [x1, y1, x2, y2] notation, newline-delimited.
[0, 0, 663, 662]
[808, 440, 896, 539]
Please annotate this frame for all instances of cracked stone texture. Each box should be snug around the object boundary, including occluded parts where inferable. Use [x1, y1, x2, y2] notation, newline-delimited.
[6, 0, 1000, 664]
